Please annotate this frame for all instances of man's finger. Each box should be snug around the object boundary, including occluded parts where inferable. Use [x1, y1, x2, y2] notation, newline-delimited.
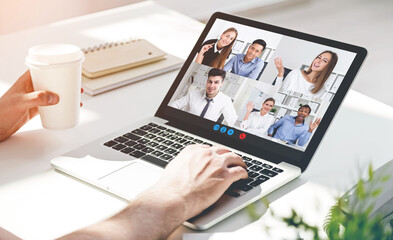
[227, 166, 248, 182]
[221, 152, 247, 169]
[210, 145, 231, 155]
[23, 91, 59, 108]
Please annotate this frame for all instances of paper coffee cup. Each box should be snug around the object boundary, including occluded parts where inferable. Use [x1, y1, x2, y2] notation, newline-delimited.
[25, 44, 84, 129]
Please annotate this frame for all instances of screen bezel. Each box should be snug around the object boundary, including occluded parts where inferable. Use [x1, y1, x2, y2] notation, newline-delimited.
[155, 12, 367, 172]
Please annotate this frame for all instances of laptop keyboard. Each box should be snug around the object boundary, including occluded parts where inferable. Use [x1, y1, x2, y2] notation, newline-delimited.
[103, 122, 284, 197]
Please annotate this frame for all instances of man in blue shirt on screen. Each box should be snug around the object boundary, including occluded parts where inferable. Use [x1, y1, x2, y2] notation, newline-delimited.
[223, 39, 266, 80]
[267, 105, 321, 146]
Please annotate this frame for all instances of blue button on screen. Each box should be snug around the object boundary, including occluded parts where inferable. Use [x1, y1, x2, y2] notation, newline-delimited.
[220, 126, 227, 133]
[213, 124, 220, 131]
[227, 129, 234, 135]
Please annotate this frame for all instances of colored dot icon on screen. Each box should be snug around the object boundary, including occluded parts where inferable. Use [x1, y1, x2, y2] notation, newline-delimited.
[220, 126, 227, 133]
[239, 133, 246, 140]
[227, 129, 234, 136]
[213, 124, 220, 131]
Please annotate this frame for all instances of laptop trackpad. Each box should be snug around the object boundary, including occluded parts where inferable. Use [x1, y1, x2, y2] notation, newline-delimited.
[98, 161, 163, 200]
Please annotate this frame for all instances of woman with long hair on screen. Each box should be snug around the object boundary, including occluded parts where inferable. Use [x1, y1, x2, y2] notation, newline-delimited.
[274, 50, 338, 98]
[195, 27, 238, 69]
[240, 97, 275, 137]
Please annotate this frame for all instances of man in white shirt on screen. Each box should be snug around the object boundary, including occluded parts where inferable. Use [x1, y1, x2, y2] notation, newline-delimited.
[170, 68, 238, 126]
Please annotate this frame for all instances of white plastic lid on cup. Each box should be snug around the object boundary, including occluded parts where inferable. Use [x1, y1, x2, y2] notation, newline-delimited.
[26, 44, 84, 69]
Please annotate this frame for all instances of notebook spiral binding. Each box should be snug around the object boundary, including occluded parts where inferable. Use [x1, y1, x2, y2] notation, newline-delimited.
[82, 38, 140, 54]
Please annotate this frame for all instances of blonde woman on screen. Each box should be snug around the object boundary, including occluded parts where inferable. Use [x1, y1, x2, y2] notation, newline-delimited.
[274, 51, 338, 98]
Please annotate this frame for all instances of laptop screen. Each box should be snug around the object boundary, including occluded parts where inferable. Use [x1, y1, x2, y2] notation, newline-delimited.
[157, 13, 366, 171]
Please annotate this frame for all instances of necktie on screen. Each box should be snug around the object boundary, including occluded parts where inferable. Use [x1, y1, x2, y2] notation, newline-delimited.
[200, 98, 213, 118]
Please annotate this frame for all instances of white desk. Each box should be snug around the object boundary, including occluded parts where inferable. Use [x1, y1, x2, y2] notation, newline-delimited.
[1, 1, 393, 239]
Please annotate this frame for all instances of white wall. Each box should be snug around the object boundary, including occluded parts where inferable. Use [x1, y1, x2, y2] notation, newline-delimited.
[0, 0, 141, 35]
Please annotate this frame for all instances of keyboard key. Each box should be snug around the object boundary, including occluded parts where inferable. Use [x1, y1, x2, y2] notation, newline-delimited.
[203, 142, 213, 146]
[114, 136, 128, 143]
[104, 140, 117, 147]
[125, 141, 137, 147]
[140, 155, 167, 167]
[144, 133, 156, 139]
[147, 142, 159, 148]
[183, 141, 193, 146]
[240, 185, 253, 192]
[112, 144, 126, 150]
[157, 126, 167, 130]
[260, 169, 277, 177]
[193, 139, 203, 144]
[123, 133, 141, 141]
[129, 151, 145, 158]
[262, 163, 273, 169]
[242, 156, 252, 161]
[165, 129, 175, 133]
[148, 128, 161, 134]
[248, 171, 259, 178]
[235, 153, 242, 157]
[160, 154, 173, 161]
[140, 125, 153, 131]
[148, 123, 158, 127]
[121, 147, 134, 154]
[184, 136, 193, 140]
[142, 147, 154, 153]
[138, 138, 150, 144]
[250, 165, 262, 172]
[236, 178, 253, 186]
[172, 151, 180, 156]
[175, 132, 184, 137]
[226, 191, 240, 197]
[162, 140, 174, 146]
[131, 129, 148, 136]
[164, 148, 176, 154]
[245, 162, 253, 167]
[257, 175, 270, 182]
[249, 179, 265, 187]
[168, 136, 179, 141]
[154, 137, 165, 142]
[156, 145, 168, 151]
[171, 143, 183, 149]
[133, 144, 146, 150]
[272, 167, 284, 173]
[176, 138, 187, 144]
[158, 132, 170, 137]
[251, 160, 262, 165]
[152, 151, 164, 157]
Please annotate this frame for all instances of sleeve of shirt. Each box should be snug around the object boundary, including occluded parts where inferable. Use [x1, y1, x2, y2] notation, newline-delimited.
[223, 55, 236, 72]
[267, 117, 284, 135]
[169, 92, 190, 110]
[247, 60, 265, 80]
[240, 112, 255, 129]
[257, 115, 275, 136]
[281, 70, 297, 90]
[297, 130, 312, 146]
[222, 99, 238, 127]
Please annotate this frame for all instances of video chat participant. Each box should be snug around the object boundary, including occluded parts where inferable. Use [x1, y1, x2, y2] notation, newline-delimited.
[240, 97, 275, 136]
[267, 105, 321, 146]
[170, 68, 238, 126]
[274, 50, 338, 98]
[195, 27, 238, 69]
[0, 71, 248, 240]
[224, 39, 266, 80]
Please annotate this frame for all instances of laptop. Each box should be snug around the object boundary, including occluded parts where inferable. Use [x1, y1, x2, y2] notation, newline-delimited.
[51, 12, 367, 230]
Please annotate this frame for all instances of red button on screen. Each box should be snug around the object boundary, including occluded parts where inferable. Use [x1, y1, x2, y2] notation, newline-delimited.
[239, 133, 246, 140]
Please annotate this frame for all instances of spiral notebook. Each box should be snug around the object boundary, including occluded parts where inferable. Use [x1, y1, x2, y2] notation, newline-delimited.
[81, 39, 183, 96]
